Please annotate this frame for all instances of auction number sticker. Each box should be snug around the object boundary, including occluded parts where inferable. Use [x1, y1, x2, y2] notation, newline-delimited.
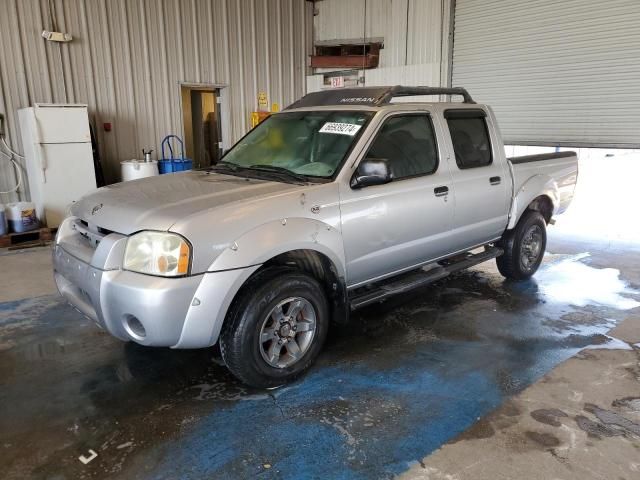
[319, 122, 362, 136]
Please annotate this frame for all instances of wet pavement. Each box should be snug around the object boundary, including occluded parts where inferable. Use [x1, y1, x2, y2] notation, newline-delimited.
[1, 243, 639, 479]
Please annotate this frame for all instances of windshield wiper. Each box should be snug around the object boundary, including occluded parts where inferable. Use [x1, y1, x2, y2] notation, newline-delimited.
[209, 162, 309, 184]
[207, 161, 255, 179]
[248, 165, 309, 184]
[208, 161, 239, 172]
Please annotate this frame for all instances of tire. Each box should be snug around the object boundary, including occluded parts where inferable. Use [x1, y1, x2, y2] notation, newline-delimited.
[496, 210, 547, 280]
[220, 268, 329, 388]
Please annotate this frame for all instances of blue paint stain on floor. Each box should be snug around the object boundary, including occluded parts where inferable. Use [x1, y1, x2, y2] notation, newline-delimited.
[151, 364, 504, 479]
[1, 251, 639, 479]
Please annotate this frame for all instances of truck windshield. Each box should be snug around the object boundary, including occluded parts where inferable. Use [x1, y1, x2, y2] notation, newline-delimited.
[219, 110, 373, 179]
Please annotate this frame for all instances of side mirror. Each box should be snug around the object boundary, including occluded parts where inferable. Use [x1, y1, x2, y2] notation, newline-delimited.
[350, 158, 392, 189]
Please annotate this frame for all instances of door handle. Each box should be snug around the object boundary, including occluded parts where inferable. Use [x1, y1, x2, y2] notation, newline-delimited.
[490, 176, 501, 185]
[434, 186, 449, 197]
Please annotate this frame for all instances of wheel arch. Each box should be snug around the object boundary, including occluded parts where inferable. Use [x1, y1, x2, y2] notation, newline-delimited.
[209, 218, 349, 340]
[526, 195, 554, 224]
[507, 174, 558, 230]
[195, 248, 347, 352]
[263, 249, 348, 323]
[232, 249, 348, 329]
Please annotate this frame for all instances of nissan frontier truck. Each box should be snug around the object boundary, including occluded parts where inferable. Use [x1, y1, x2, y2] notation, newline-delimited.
[53, 86, 578, 387]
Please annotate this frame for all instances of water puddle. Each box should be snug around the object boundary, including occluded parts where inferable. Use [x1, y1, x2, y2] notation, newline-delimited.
[0, 295, 61, 323]
[537, 253, 640, 309]
[583, 335, 633, 351]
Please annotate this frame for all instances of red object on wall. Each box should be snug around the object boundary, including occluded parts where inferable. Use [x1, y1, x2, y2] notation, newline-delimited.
[310, 43, 381, 69]
[103, 122, 112, 132]
[310, 54, 379, 69]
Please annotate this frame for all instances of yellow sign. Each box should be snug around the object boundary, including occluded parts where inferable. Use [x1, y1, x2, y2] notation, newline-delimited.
[258, 91, 268, 110]
[271, 103, 279, 113]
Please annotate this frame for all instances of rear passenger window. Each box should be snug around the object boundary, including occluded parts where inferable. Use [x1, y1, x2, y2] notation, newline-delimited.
[445, 110, 492, 169]
[365, 115, 438, 180]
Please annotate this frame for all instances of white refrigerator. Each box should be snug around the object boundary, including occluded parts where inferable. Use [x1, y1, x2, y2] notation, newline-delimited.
[18, 104, 97, 228]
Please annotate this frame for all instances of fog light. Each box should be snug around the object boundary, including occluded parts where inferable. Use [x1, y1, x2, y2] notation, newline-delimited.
[123, 314, 146, 339]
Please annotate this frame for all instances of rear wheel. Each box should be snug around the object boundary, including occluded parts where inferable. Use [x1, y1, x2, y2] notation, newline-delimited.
[497, 210, 546, 280]
[220, 269, 329, 388]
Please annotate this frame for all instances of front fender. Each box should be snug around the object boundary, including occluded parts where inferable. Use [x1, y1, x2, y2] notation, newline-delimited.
[507, 174, 558, 230]
[173, 218, 346, 348]
[207, 217, 347, 278]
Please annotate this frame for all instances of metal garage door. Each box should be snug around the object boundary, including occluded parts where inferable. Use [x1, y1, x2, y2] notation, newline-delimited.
[451, 0, 640, 148]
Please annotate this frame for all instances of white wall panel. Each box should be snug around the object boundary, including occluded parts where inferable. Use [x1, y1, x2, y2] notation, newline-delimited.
[364, 63, 441, 87]
[0, 0, 312, 201]
[314, 0, 450, 70]
[314, 0, 389, 44]
[452, 0, 640, 147]
[407, 0, 448, 67]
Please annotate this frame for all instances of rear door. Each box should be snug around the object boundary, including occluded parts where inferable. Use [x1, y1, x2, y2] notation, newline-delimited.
[339, 111, 455, 287]
[444, 109, 510, 251]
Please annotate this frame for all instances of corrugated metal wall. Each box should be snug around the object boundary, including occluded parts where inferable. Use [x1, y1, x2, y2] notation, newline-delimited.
[0, 0, 312, 201]
[313, 0, 449, 68]
[308, 0, 450, 91]
[452, 0, 640, 147]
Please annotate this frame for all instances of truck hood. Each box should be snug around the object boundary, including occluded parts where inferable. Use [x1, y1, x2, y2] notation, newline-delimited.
[71, 171, 300, 234]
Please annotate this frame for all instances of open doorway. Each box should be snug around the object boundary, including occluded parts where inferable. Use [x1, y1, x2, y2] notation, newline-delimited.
[181, 85, 222, 168]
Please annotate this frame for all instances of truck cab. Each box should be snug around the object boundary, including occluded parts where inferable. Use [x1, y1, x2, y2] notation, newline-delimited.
[333, 101, 511, 286]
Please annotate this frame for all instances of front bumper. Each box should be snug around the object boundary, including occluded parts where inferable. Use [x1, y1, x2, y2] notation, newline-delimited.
[53, 242, 259, 349]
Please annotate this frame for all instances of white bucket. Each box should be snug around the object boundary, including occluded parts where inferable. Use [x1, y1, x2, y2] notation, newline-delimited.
[0, 204, 7, 236]
[6, 202, 39, 233]
[121, 160, 159, 182]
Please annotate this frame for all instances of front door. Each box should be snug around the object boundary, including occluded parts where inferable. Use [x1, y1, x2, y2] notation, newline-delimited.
[339, 112, 455, 287]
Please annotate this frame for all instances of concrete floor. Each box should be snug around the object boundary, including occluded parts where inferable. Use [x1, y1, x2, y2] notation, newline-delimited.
[0, 248, 56, 303]
[1, 154, 639, 479]
[401, 244, 640, 480]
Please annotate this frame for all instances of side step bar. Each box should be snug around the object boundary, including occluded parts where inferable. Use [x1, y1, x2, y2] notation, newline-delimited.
[349, 247, 503, 311]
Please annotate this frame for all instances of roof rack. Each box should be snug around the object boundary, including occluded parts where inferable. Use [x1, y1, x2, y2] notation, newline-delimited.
[286, 85, 475, 109]
[376, 86, 475, 105]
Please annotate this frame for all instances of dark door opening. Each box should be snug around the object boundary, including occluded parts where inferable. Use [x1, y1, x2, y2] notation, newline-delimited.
[181, 86, 222, 168]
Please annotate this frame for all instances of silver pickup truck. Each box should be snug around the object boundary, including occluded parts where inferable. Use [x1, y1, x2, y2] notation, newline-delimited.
[53, 86, 578, 387]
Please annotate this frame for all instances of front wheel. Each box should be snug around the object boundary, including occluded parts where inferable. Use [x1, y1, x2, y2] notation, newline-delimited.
[496, 210, 547, 280]
[220, 269, 329, 388]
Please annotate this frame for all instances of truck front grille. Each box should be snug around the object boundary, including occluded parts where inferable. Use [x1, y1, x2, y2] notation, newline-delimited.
[71, 218, 109, 250]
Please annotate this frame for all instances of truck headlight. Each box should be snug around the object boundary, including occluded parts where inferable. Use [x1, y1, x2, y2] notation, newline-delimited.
[123, 231, 191, 277]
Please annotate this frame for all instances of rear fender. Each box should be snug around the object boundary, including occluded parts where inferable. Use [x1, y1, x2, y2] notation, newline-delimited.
[507, 174, 558, 230]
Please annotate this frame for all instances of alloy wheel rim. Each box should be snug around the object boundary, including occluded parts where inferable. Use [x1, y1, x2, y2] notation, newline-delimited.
[259, 297, 317, 369]
[521, 224, 543, 271]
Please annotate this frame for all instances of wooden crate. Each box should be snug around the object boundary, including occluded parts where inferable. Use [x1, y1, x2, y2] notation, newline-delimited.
[0, 227, 55, 249]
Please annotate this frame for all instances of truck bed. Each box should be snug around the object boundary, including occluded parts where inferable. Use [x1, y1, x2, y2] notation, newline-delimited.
[508, 151, 578, 216]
